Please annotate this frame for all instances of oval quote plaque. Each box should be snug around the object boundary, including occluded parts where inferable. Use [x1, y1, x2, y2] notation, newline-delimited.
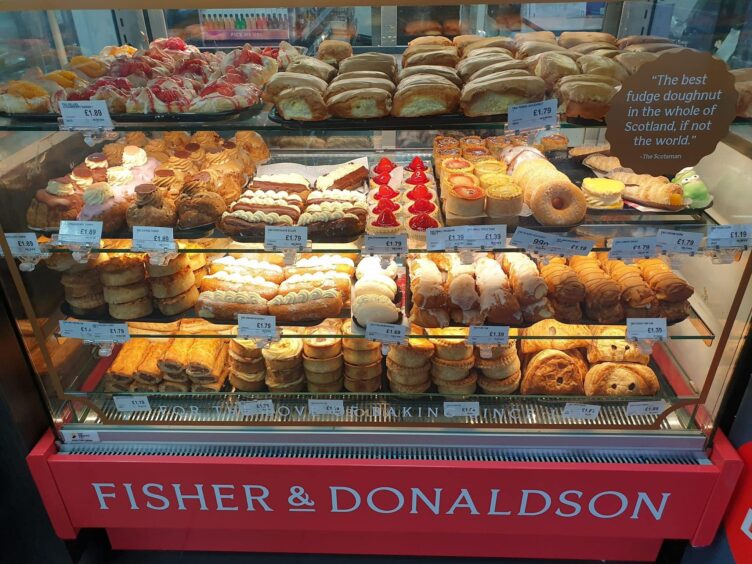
[605, 50, 737, 176]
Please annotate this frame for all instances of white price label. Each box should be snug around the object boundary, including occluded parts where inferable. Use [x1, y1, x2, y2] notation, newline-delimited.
[4, 233, 41, 257]
[59, 100, 113, 130]
[443, 401, 480, 418]
[627, 318, 667, 341]
[553, 236, 594, 257]
[239, 399, 275, 416]
[364, 234, 407, 255]
[562, 403, 601, 421]
[507, 98, 558, 132]
[132, 226, 175, 252]
[93, 323, 130, 343]
[511, 227, 557, 254]
[427, 226, 506, 251]
[113, 395, 151, 412]
[365, 322, 406, 344]
[60, 430, 100, 443]
[264, 226, 308, 251]
[609, 237, 656, 260]
[59, 320, 98, 341]
[707, 224, 752, 248]
[58, 220, 102, 246]
[656, 229, 702, 254]
[468, 325, 509, 346]
[308, 399, 344, 417]
[426, 228, 446, 251]
[626, 400, 667, 417]
[237, 314, 276, 340]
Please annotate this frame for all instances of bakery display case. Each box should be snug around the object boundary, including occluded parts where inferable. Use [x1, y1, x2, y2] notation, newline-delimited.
[1, 2, 750, 561]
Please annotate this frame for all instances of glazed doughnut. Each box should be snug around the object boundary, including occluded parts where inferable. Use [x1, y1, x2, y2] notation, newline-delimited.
[155, 286, 199, 316]
[109, 295, 153, 320]
[267, 288, 343, 323]
[103, 281, 150, 304]
[529, 181, 587, 226]
[149, 266, 196, 299]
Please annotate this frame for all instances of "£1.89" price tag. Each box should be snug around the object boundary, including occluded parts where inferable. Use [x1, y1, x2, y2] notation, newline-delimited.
[58, 220, 102, 246]
[309, 399, 344, 417]
[3, 233, 41, 257]
[237, 314, 276, 340]
[132, 226, 175, 252]
[363, 234, 407, 255]
[443, 401, 480, 418]
[507, 98, 558, 132]
[626, 400, 667, 417]
[707, 224, 752, 248]
[264, 226, 308, 251]
[609, 237, 656, 260]
[365, 322, 406, 344]
[627, 318, 667, 342]
[510, 227, 557, 254]
[113, 395, 151, 412]
[59, 100, 113, 130]
[468, 325, 509, 346]
[563, 403, 601, 420]
[656, 229, 702, 254]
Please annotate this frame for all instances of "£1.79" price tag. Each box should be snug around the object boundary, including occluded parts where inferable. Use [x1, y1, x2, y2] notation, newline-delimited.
[507, 98, 558, 132]
[59, 100, 113, 130]
[3, 233, 41, 257]
[58, 220, 102, 246]
[239, 399, 275, 417]
[468, 325, 509, 346]
[627, 318, 667, 342]
[510, 227, 557, 254]
[707, 224, 752, 248]
[563, 403, 601, 420]
[264, 226, 308, 251]
[656, 229, 702, 254]
[443, 401, 480, 418]
[308, 399, 344, 417]
[237, 314, 276, 340]
[363, 234, 407, 255]
[365, 322, 406, 344]
[113, 395, 151, 412]
[609, 237, 656, 260]
[132, 226, 175, 252]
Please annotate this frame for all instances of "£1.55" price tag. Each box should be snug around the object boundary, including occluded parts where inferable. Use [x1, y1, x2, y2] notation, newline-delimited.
[58, 220, 102, 246]
[510, 227, 557, 254]
[443, 401, 480, 418]
[627, 318, 667, 342]
[609, 237, 656, 260]
[309, 399, 344, 417]
[468, 325, 509, 346]
[237, 314, 276, 340]
[656, 229, 702, 254]
[563, 403, 601, 421]
[59, 100, 113, 130]
[264, 226, 308, 251]
[2, 233, 41, 258]
[365, 322, 406, 344]
[113, 395, 151, 412]
[507, 98, 558, 132]
[707, 224, 752, 249]
[363, 234, 407, 255]
[132, 226, 175, 252]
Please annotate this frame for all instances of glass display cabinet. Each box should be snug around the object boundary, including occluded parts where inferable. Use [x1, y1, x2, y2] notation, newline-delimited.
[1, 1, 749, 561]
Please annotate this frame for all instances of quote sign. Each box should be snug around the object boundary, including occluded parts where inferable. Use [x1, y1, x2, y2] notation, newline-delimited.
[606, 50, 736, 175]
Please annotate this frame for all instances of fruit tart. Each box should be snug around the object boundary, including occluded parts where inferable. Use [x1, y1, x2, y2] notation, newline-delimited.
[407, 212, 440, 242]
[26, 176, 84, 230]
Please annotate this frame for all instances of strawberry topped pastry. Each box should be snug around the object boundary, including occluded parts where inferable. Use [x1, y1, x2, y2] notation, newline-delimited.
[405, 156, 427, 172]
[369, 172, 394, 190]
[403, 170, 435, 190]
[407, 212, 440, 242]
[405, 183, 437, 203]
[371, 157, 396, 176]
[368, 184, 400, 205]
[367, 209, 402, 235]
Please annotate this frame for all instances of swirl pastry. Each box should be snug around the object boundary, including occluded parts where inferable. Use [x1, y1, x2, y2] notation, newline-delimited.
[126, 183, 177, 228]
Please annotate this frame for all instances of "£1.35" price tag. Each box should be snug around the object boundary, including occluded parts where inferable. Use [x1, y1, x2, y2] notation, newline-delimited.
[507, 98, 558, 132]
[59, 100, 113, 130]
[609, 237, 656, 260]
[237, 314, 276, 340]
[468, 325, 509, 346]
[627, 318, 667, 342]
[365, 322, 406, 344]
[132, 226, 175, 252]
[113, 395, 151, 412]
[264, 226, 308, 251]
[2, 233, 41, 258]
[656, 229, 702, 254]
[707, 224, 752, 249]
[563, 403, 601, 421]
[309, 399, 344, 417]
[363, 234, 407, 255]
[443, 401, 480, 418]
[58, 220, 102, 246]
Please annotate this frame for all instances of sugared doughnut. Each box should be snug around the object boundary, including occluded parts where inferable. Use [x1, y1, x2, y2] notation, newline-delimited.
[530, 182, 587, 226]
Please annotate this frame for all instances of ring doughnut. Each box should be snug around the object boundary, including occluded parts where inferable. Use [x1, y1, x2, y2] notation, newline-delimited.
[530, 181, 587, 226]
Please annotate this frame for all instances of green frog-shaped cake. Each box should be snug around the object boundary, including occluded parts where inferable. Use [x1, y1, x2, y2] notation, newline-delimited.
[672, 167, 712, 208]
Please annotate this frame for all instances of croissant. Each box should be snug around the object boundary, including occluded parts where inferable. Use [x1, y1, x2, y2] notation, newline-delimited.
[636, 258, 694, 303]
[539, 258, 585, 305]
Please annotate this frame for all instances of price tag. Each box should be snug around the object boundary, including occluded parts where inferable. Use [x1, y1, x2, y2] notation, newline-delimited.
[264, 226, 308, 251]
[58, 220, 102, 246]
[562, 403, 601, 421]
[426, 227, 446, 251]
[59, 100, 113, 130]
[707, 224, 752, 248]
[507, 98, 558, 132]
[113, 395, 151, 412]
[308, 399, 344, 417]
[443, 401, 480, 418]
[468, 325, 509, 346]
[59, 320, 98, 341]
[427, 226, 506, 251]
[511, 227, 557, 254]
[656, 229, 702, 254]
[60, 430, 100, 443]
[239, 399, 275, 417]
[132, 226, 175, 252]
[237, 314, 276, 340]
[608, 237, 656, 260]
[365, 322, 406, 344]
[627, 318, 667, 341]
[93, 323, 130, 343]
[626, 400, 667, 417]
[3, 233, 41, 257]
[552, 236, 594, 257]
[363, 234, 407, 255]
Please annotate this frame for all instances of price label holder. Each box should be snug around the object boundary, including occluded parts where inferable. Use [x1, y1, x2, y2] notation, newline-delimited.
[427, 226, 506, 252]
[562, 403, 601, 421]
[59, 321, 128, 356]
[59, 320, 98, 341]
[656, 229, 701, 255]
[553, 236, 594, 257]
[264, 226, 310, 265]
[443, 401, 480, 418]
[707, 224, 752, 250]
[237, 314, 279, 347]
[59, 100, 113, 131]
[364, 233, 407, 256]
[468, 325, 509, 346]
[93, 323, 130, 343]
[239, 399, 275, 417]
[608, 237, 656, 261]
[57, 220, 102, 263]
[309, 399, 345, 417]
[506, 98, 558, 133]
[627, 317, 667, 342]
[113, 395, 151, 413]
[60, 430, 100, 444]
[626, 400, 667, 418]
[365, 322, 406, 346]
[510, 227, 557, 255]
[132, 226, 177, 264]
[2, 232, 44, 271]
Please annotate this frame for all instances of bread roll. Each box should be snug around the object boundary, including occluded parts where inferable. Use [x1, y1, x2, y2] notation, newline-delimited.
[516, 41, 568, 59]
[456, 53, 515, 82]
[557, 79, 618, 121]
[286, 56, 337, 82]
[614, 52, 658, 74]
[402, 46, 459, 68]
[616, 35, 673, 49]
[463, 46, 513, 60]
[463, 36, 518, 56]
[569, 42, 619, 55]
[276, 86, 329, 121]
[331, 71, 392, 83]
[515, 31, 556, 45]
[467, 60, 529, 82]
[265, 72, 328, 102]
[316, 39, 353, 66]
[576, 54, 629, 82]
[531, 51, 580, 87]
[326, 88, 392, 119]
[324, 77, 395, 100]
[397, 65, 462, 86]
[408, 36, 452, 47]
[558, 31, 617, 48]
[453, 34, 483, 52]
[338, 53, 396, 77]
[460, 75, 546, 117]
[392, 74, 460, 117]
[625, 42, 676, 53]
